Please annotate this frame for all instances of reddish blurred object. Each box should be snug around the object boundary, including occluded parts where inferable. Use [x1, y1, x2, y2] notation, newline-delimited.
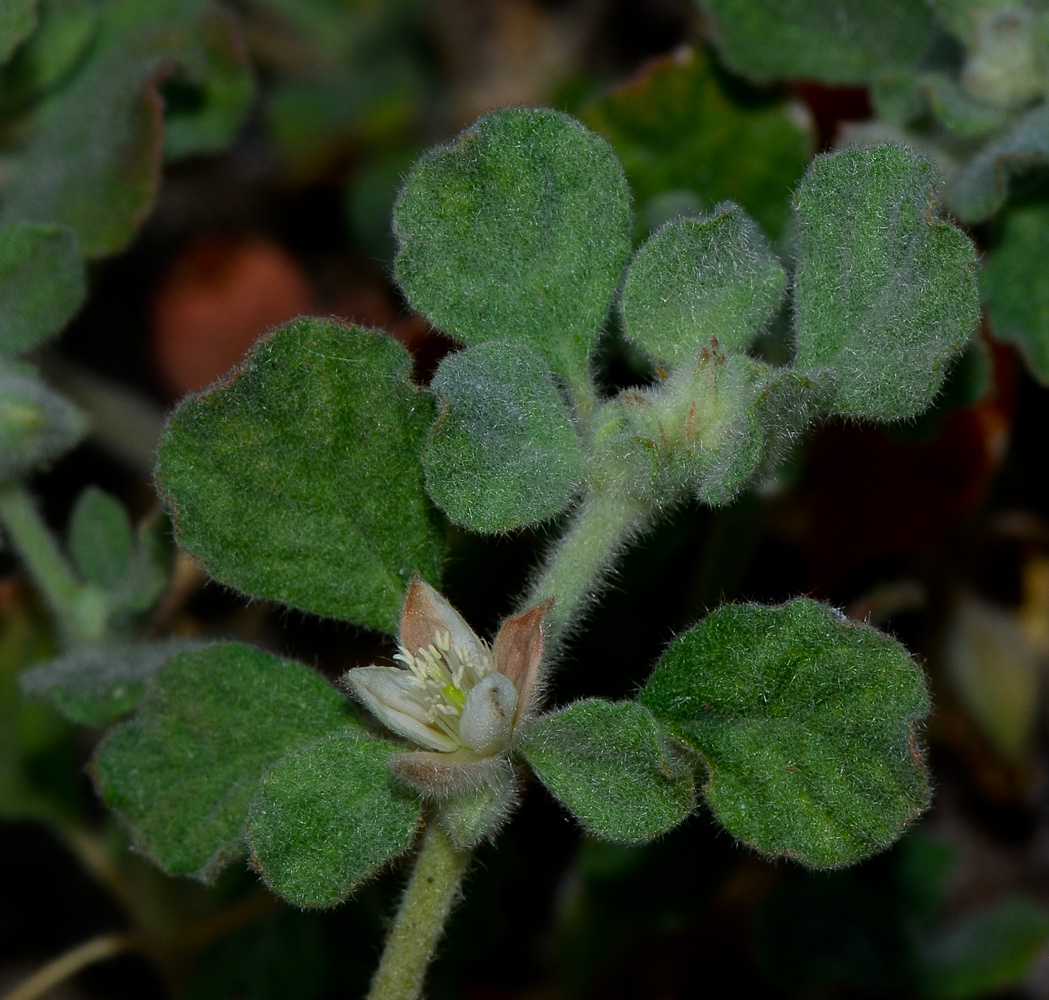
[150, 235, 314, 398]
[793, 82, 872, 149]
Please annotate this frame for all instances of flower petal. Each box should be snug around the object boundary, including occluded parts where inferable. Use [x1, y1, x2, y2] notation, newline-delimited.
[459, 672, 517, 755]
[400, 575, 485, 661]
[493, 598, 553, 724]
[342, 665, 459, 752]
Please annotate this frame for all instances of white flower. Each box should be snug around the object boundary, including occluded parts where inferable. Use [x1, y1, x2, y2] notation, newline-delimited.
[343, 576, 551, 756]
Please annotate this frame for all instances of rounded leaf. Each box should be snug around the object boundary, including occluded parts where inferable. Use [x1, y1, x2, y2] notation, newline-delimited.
[793, 144, 979, 420]
[394, 107, 631, 383]
[519, 699, 695, 843]
[248, 735, 420, 908]
[156, 318, 445, 635]
[425, 342, 585, 532]
[621, 204, 786, 366]
[640, 599, 931, 868]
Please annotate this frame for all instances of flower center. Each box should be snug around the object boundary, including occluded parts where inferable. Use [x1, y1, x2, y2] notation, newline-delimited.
[393, 631, 495, 745]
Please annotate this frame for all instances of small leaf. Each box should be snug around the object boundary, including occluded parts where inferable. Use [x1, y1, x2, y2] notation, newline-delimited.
[519, 700, 695, 843]
[620, 204, 786, 366]
[584, 46, 812, 240]
[2, 0, 99, 97]
[639, 599, 931, 868]
[949, 103, 1049, 222]
[0, 0, 38, 66]
[792, 144, 979, 420]
[20, 637, 206, 726]
[983, 199, 1049, 383]
[247, 735, 420, 908]
[424, 342, 586, 533]
[919, 898, 1049, 1000]
[394, 107, 631, 385]
[0, 361, 87, 482]
[0, 222, 85, 356]
[93, 642, 366, 880]
[67, 487, 134, 592]
[156, 318, 444, 635]
[703, 0, 935, 84]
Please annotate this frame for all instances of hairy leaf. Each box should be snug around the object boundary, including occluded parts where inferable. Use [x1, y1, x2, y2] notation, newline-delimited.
[248, 735, 420, 908]
[520, 700, 695, 843]
[793, 144, 979, 420]
[640, 599, 931, 868]
[394, 107, 631, 386]
[620, 204, 786, 366]
[93, 643, 366, 880]
[425, 342, 585, 532]
[156, 318, 444, 635]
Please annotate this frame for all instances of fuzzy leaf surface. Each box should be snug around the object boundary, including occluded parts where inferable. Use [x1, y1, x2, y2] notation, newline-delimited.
[520, 700, 695, 843]
[0, 361, 86, 482]
[20, 637, 205, 726]
[425, 342, 585, 533]
[584, 46, 811, 239]
[93, 643, 366, 880]
[639, 599, 931, 868]
[983, 201, 1049, 383]
[792, 144, 979, 420]
[620, 204, 786, 366]
[0, 222, 85, 355]
[156, 318, 444, 635]
[394, 107, 631, 384]
[247, 735, 420, 908]
[703, 0, 935, 84]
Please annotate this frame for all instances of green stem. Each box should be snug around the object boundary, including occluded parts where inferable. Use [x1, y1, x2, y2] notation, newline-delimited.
[522, 488, 648, 647]
[368, 824, 471, 1000]
[0, 482, 92, 642]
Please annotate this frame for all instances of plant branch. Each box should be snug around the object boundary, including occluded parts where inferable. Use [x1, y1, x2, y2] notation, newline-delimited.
[522, 488, 648, 648]
[368, 823, 471, 1000]
[0, 482, 94, 643]
[1, 933, 142, 1000]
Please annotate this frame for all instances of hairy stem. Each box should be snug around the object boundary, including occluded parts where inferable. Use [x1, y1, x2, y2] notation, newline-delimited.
[522, 488, 648, 648]
[368, 823, 471, 1000]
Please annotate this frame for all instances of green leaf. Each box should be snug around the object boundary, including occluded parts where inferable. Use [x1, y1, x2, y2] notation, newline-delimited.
[20, 637, 205, 726]
[162, 8, 253, 162]
[93, 642, 366, 880]
[156, 318, 444, 635]
[639, 599, 931, 868]
[792, 144, 979, 421]
[919, 898, 1049, 1000]
[983, 200, 1049, 383]
[424, 342, 586, 533]
[0, 0, 245, 257]
[0, 361, 87, 482]
[620, 204, 786, 366]
[0, 0, 37, 66]
[519, 700, 695, 843]
[67, 487, 133, 592]
[0, 222, 85, 356]
[949, 103, 1049, 223]
[394, 107, 631, 386]
[2, 0, 99, 99]
[703, 0, 936, 84]
[247, 735, 420, 907]
[584, 46, 812, 240]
